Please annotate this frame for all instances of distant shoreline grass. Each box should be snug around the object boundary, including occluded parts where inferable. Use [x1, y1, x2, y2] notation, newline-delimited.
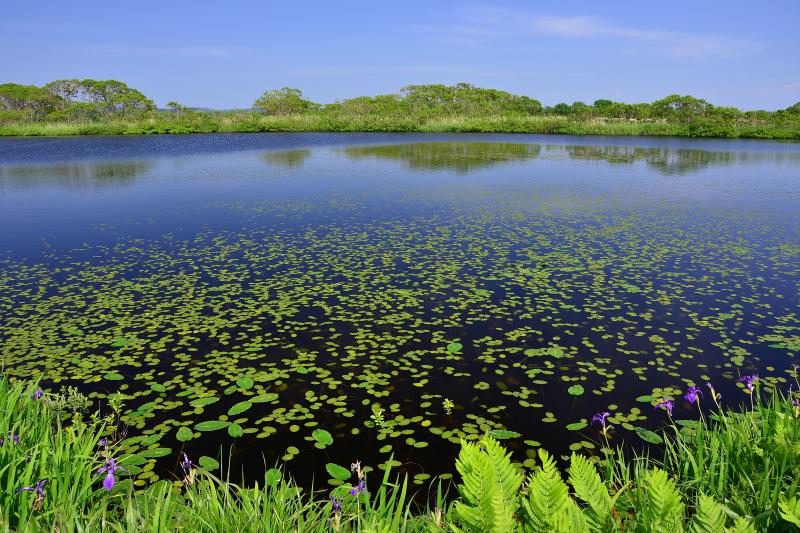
[2, 374, 799, 530]
[2, 114, 799, 140]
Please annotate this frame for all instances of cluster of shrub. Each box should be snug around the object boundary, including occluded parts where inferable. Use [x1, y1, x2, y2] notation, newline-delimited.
[1, 79, 799, 136]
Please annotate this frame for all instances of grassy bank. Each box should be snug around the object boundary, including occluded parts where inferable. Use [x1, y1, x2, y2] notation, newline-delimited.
[2, 113, 799, 139]
[1, 375, 799, 531]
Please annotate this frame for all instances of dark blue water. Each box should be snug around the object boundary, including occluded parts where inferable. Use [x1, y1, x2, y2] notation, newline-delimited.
[1, 133, 798, 491]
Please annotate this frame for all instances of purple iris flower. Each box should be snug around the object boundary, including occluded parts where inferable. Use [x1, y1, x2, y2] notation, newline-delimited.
[98, 438, 108, 449]
[331, 497, 343, 514]
[591, 411, 610, 430]
[684, 386, 702, 405]
[739, 375, 758, 392]
[30, 389, 43, 400]
[96, 457, 127, 491]
[17, 479, 49, 511]
[349, 479, 366, 496]
[180, 452, 193, 473]
[655, 400, 674, 416]
[1, 433, 20, 446]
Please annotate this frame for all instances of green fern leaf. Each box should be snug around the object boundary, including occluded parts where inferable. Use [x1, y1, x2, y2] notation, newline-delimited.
[521, 449, 589, 533]
[779, 496, 800, 527]
[727, 516, 756, 533]
[567, 452, 613, 529]
[641, 467, 685, 533]
[454, 436, 522, 532]
[690, 494, 726, 532]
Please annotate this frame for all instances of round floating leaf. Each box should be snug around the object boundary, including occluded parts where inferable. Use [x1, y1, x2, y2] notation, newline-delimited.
[140, 447, 171, 458]
[446, 342, 463, 354]
[487, 430, 521, 440]
[228, 401, 252, 416]
[236, 377, 254, 390]
[636, 395, 655, 403]
[190, 397, 219, 408]
[675, 419, 700, 429]
[195, 421, 230, 432]
[325, 463, 351, 481]
[567, 385, 584, 396]
[228, 423, 244, 438]
[635, 427, 664, 444]
[251, 393, 278, 403]
[198, 456, 220, 470]
[176, 427, 193, 442]
[265, 468, 281, 487]
[104, 372, 124, 381]
[151, 384, 166, 393]
[312, 429, 333, 445]
[566, 422, 587, 431]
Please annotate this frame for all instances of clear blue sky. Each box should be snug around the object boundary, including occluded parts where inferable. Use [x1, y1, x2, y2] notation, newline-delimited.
[2, 0, 799, 110]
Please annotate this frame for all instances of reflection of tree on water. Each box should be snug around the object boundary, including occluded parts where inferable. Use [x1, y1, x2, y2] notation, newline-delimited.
[0, 160, 152, 189]
[342, 142, 541, 174]
[563, 145, 800, 175]
[260, 149, 311, 168]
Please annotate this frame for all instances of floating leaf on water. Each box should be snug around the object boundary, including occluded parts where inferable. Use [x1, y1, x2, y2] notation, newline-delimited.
[265, 468, 281, 487]
[150, 383, 167, 393]
[636, 395, 655, 403]
[190, 397, 219, 408]
[195, 421, 230, 432]
[251, 393, 278, 403]
[566, 422, 587, 431]
[140, 447, 172, 458]
[567, 385, 584, 396]
[312, 429, 333, 445]
[487, 429, 521, 440]
[634, 427, 664, 444]
[446, 342, 463, 353]
[198, 456, 220, 470]
[675, 419, 700, 429]
[236, 377, 254, 390]
[176, 427, 193, 442]
[325, 463, 351, 481]
[228, 401, 252, 416]
[104, 372, 124, 381]
[228, 423, 244, 437]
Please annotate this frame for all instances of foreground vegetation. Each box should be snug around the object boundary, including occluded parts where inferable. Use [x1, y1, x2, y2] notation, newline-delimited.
[1, 79, 799, 139]
[2, 374, 799, 531]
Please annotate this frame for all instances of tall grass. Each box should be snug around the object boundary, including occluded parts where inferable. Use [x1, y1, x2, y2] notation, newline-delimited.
[2, 112, 799, 139]
[1, 374, 798, 531]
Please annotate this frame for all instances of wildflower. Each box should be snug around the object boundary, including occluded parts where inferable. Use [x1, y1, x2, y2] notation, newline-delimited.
[684, 386, 702, 405]
[96, 457, 127, 491]
[1, 432, 20, 446]
[349, 479, 366, 496]
[591, 411, 612, 436]
[350, 460, 364, 480]
[30, 389, 43, 400]
[180, 452, 196, 486]
[331, 496, 343, 514]
[330, 496, 343, 532]
[17, 479, 48, 512]
[98, 438, 108, 449]
[738, 374, 758, 392]
[655, 399, 674, 416]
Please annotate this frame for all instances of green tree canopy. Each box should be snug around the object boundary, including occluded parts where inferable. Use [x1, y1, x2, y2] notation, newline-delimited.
[253, 88, 316, 115]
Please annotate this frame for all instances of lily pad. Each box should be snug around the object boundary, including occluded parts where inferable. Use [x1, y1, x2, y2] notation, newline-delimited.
[325, 463, 351, 481]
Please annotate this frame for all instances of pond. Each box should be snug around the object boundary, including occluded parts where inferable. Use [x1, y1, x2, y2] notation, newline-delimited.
[1, 133, 798, 490]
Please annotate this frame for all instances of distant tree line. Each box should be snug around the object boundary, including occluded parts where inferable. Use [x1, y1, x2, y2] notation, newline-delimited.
[1, 79, 799, 138]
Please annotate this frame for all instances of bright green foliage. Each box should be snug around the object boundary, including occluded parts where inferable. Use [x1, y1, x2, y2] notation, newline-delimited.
[454, 436, 523, 532]
[520, 449, 588, 533]
[779, 496, 800, 527]
[567, 453, 614, 530]
[639, 468, 685, 533]
[253, 87, 316, 115]
[690, 494, 727, 533]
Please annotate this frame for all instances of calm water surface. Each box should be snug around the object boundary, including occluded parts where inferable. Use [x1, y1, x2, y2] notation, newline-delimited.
[1, 133, 798, 490]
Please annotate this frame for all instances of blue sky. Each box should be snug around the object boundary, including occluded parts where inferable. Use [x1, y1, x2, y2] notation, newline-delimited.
[2, 0, 799, 110]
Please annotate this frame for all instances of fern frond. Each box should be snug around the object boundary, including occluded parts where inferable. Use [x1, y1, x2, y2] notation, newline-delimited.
[521, 449, 588, 533]
[727, 516, 756, 533]
[641, 467, 685, 533]
[779, 496, 800, 527]
[454, 437, 522, 533]
[690, 493, 727, 532]
[567, 452, 613, 530]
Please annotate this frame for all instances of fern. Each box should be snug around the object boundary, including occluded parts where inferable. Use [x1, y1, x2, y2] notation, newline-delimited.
[567, 452, 614, 531]
[690, 494, 727, 532]
[454, 436, 523, 533]
[779, 496, 800, 528]
[640, 467, 685, 533]
[520, 449, 588, 533]
[727, 517, 756, 533]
